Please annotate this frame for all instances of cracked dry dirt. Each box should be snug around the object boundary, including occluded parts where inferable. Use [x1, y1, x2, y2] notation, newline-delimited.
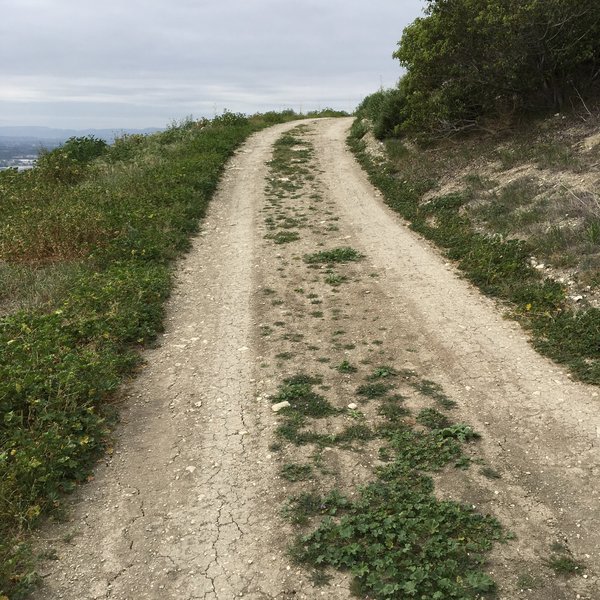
[34, 118, 600, 599]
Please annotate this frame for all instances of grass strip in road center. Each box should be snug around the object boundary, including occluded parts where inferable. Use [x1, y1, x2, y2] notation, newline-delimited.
[260, 127, 507, 599]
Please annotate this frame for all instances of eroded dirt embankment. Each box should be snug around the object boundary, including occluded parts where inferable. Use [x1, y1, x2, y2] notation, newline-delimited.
[34, 118, 599, 600]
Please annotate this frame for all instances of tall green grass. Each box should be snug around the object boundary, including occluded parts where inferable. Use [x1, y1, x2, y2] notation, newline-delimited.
[0, 110, 320, 598]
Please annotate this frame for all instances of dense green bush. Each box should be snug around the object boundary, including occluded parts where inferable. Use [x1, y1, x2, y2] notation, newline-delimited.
[60, 136, 108, 163]
[362, 0, 600, 137]
[36, 136, 108, 184]
[356, 87, 406, 140]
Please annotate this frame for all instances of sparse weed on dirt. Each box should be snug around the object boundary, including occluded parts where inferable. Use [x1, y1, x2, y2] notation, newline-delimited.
[544, 543, 585, 577]
[377, 396, 410, 423]
[411, 379, 457, 409]
[267, 347, 502, 598]
[517, 573, 540, 590]
[273, 374, 337, 420]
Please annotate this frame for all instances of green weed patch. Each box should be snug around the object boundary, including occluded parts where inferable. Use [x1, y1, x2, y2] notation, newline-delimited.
[278, 373, 502, 599]
[368, 365, 398, 380]
[336, 360, 357, 374]
[281, 463, 314, 482]
[291, 474, 502, 599]
[544, 543, 585, 576]
[274, 374, 337, 419]
[356, 382, 393, 399]
[265, 230, 301, 244]
[304, 246, 364, 265]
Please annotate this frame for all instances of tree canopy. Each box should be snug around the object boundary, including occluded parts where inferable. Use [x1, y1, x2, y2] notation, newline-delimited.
[367, 0, 600, 137]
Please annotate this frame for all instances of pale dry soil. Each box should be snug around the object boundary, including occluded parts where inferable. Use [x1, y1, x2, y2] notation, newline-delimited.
[34, 119, 600, 599]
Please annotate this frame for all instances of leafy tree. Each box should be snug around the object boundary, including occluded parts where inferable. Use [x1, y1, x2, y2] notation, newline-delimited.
[381, 0, 600, 136]
[517, 0, 600, 108]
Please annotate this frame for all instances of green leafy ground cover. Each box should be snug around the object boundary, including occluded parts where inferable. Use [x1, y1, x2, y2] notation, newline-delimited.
[0, 110, 345, 599]
[280, 373, 505, 600]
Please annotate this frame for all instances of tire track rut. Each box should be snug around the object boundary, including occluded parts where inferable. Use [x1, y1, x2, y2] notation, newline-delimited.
[34, 122, 314, 600]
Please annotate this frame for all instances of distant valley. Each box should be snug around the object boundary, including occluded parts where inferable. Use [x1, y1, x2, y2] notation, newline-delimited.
[0, 125, 161, 169]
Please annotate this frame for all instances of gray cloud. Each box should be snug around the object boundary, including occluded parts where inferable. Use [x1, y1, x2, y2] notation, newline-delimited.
[0, 0, 424, 128]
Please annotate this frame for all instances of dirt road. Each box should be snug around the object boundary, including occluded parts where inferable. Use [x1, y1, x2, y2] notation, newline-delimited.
[35, 119, 600, 599]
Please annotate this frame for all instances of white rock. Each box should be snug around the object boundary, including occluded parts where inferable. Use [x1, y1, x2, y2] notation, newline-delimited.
[272, 401, 291, 412]
[347, 403, 358, 410]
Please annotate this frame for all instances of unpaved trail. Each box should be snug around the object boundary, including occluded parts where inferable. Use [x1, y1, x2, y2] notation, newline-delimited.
[35, 118, 600, 600]
[34, 121, 330, 600]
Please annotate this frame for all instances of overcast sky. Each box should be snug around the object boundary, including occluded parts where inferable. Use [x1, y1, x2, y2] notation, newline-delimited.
[0, 0, 425, 129]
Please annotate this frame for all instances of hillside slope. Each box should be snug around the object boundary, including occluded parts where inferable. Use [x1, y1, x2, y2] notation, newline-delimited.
[351, 111, 600, 385]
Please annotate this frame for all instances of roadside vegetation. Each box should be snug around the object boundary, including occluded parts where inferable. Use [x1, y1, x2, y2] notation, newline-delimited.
[0, 109, 344, 599]
[351, 0, 600, 385]
[349, 116, 600, 385]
